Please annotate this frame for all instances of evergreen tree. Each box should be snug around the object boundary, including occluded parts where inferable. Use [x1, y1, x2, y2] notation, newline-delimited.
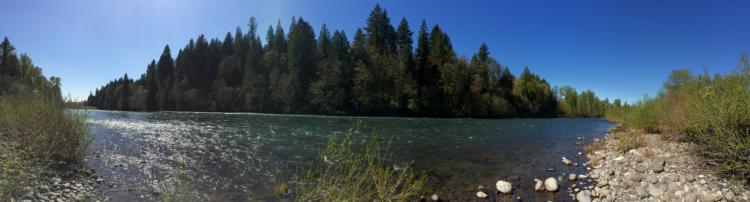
[87, 6, 614, 118]
[284, 17, 317, 113]
[396, 18, 418, 112]
[156, 45, 175, 110]
[145, 60, 159, 111]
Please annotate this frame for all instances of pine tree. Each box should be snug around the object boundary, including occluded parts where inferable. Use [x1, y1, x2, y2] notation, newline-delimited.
[145, 60, 159, 111]
[284, 17, 317, 113]
[156, 45, 175, 110]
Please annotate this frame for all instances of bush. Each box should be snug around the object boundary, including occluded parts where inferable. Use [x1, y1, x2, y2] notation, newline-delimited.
[291, 128, 427, 201]
[606, 54, 750, 184]
[0, 95, 91, 199]
[683, 73, 750, 182]
[0, 96, 91, 162]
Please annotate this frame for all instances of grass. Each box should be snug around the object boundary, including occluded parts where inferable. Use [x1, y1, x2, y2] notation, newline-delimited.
[605, 54, 750, 184]
[0, 95, 92, 200]
[291, 127, 427, 201]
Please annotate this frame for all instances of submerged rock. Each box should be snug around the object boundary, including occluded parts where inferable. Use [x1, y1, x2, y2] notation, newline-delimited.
[562, 157, 573, 165]
[476, 191, 488, 198]
[534, 178, 544, 191]
[544, 177, 559, 192]
[569, 173, 577, 181]
[496, 180, 512, 193]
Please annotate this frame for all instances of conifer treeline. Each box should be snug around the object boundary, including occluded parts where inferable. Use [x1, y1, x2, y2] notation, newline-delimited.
[87, 5, 608, 118]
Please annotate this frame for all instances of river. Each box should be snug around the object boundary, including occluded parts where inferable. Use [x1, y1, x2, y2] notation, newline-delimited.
[81, 110, 613, 201]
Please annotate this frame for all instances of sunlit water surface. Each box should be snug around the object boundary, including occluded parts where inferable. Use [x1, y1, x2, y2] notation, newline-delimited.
[80, 110, 613, 201]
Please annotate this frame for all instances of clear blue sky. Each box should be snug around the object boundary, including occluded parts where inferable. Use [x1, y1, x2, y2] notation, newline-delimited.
[1, 0, 748, 103]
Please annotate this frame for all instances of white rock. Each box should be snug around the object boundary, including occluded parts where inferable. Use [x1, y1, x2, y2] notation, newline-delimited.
[496, 180, 512, 193]
[544, 177, 559, 192]
[614, 156, 625, 161]
[534, 178, 544, 191]
[476, 191, 488, 198]
[576, 190, 592, 202]
[569, 173, 578, 181]
[562, 157, 573, 165]
[431, 194, 439, 201]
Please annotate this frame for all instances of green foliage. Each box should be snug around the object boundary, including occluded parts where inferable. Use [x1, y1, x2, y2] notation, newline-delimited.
[512, 67, 558, 117]
[292, 128, 427, 201]
[557, 86, 609, 117]
[607, 54, 750, 183]
[87, 4, 602, 118]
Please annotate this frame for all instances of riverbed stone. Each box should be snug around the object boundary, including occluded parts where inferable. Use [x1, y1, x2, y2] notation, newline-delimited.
[650, 158, 665, 173]
[544, 177, 559, 192]
[534, 178, 544, 191]
[569, 173, 577, 181]
[496, 180, 512, 193]
[476, 191, 488, 198]
[635, 162, 648, 173]
[576, 190, 592, 202]
[647, 183, 666, 197]
[646, 174, 658, 184]
[562, 157, 573, 165]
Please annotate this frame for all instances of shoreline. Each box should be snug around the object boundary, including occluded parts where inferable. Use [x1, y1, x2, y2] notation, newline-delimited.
[581, 127, 750, 201]
[0, 134, 104, 202]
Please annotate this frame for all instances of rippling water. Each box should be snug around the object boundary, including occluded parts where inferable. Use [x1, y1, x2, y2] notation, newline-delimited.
[80, 110, 613, 201]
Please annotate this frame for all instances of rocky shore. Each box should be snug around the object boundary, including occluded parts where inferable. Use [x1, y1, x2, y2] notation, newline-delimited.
[13, 164, 104, 202]
[581, 130, 750, 202]
[1, 139, 103, 202]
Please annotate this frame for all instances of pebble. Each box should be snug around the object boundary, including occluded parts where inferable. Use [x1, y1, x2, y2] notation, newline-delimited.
[476, 191, 487, 198]
[568, 173, 577, 181]
[582, 132, 750, 202]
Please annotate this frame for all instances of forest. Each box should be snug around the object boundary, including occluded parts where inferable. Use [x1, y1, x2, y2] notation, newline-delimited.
[87, 5, 610, 118]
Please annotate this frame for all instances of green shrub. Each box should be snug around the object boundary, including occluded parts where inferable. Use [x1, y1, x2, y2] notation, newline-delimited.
[0, 95, 92, 200]
[0, 96, 91, 162]
[606, 54, 750, 183]
[292, 128, 427, 201]
[683, 73, 750, 182]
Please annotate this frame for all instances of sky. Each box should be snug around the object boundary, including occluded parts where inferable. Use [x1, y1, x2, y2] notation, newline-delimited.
[1, 0, 748, 103]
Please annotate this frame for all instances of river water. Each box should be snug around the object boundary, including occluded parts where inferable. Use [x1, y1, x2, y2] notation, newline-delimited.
[81, 110, 613, 201]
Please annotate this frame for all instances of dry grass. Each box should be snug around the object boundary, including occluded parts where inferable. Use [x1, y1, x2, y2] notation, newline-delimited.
[612, 130, 645, 153]
[584, 139, 605, 156]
